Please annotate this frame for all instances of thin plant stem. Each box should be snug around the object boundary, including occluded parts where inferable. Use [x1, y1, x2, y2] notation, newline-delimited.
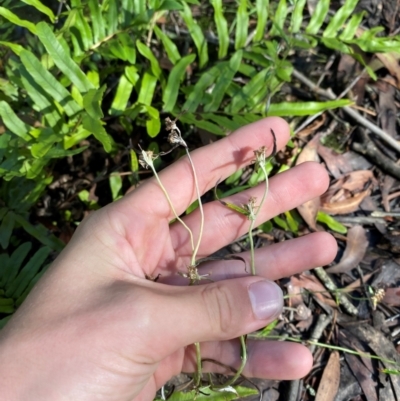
[194, 342, 203, 387]
[185, 150, 204, 266]
[264, 335, 399, 367]
[248, 164, 269, 275]
[211, 335, 247, 389]
[149, 165, 195, 253]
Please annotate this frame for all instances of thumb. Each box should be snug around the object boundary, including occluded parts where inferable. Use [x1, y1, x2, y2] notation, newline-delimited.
[137, 277, 283, 360]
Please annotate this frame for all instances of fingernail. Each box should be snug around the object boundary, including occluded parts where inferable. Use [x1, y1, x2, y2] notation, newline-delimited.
[248, 280, 283, 320]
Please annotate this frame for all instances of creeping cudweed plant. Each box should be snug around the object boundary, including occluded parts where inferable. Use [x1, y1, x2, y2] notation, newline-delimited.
[140, 118, 277, 395]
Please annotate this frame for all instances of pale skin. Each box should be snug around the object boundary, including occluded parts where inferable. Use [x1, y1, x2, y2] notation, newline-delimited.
[0, 117, 337, 401]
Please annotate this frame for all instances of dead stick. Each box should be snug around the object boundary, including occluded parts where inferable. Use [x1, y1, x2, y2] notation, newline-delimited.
[292, 69, 400, 154]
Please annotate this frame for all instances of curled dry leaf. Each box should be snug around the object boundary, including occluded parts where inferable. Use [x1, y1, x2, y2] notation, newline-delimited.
[321, 170, 374, 215]
[291, 274, 337, 308]
[296, 134, 321, 230]
[326, 225, 369, 274]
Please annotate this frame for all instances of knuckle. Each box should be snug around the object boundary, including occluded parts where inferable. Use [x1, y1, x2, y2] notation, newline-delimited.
[201, 283, 237, 338]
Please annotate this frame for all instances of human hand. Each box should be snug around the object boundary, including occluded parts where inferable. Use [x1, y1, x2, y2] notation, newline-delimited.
[0, 117, 337, 401]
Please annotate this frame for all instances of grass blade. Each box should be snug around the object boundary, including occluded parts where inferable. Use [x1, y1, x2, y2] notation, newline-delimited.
[210, 0, 229, 58]
[306, 0, 330, 35]
[163, 54, 196, 112]
[235, 0, 248, 49]
[36, 22, 94, 94]
[323, 0, 358, 38]
[254, 0, 269, 42]
[0, 101, 32, 141]
[180, 2, 208, 68]
[21, 0, 55, 22]
[0, 7, 37, 35]
[20, 49, 82, 116]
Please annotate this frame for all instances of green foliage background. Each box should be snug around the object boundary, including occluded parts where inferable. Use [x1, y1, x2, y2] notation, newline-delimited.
[0, 0, 399, 329]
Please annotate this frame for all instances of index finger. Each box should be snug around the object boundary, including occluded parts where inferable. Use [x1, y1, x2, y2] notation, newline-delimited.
[118, 117, 290, 219]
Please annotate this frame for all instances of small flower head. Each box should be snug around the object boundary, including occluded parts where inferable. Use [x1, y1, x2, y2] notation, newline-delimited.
[253, 146, 267, 171]
[165, 117, 178, 132]
[138, 148, 158, 169]
[371, 287, 386, 310]
[165, 117, 187, 148]
[243, 196, 258, 220]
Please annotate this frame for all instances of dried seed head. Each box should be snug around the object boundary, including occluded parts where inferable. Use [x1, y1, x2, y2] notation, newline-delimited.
[371, 288, 386, 310]
[253, 146, 267, 166]
[165, 117, 177, 132]
[139, 148, 158, 169]
[243, 196, 258, 220]
[168, 131, 187, 147]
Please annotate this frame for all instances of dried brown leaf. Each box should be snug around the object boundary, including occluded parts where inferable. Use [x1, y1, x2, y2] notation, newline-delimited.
[296, 135, 321, 229]
[321, 188, 371, 215]
[315, 351, 340, 401]
[375, 53, 400, 88]
[291, 274, 337, 308]
[326, 225, 369, 274]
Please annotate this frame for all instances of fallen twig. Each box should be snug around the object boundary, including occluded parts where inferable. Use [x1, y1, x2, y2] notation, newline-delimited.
[292, 69, 400, 154]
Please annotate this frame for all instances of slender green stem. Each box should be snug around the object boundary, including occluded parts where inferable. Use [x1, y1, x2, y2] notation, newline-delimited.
[212, 335, 247, 389]
[194, 342, 203, 387]
[264, 335, 399, 367]
[185, 150, 204, 266]
[150, 165, 195, 253]
[249, 165, 269, 276]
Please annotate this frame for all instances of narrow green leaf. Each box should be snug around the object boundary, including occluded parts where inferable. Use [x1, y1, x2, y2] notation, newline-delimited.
[71, 7, 94, 51]
[179, 113, 224, 135]
[142, 105, 161, 138]
[210, 0, 229, 58]
[89, 0, 106, 43]
[254, 0, 269, 42]
[201, 113, 240, 131]
[270, 0, 287, 36]
[3, 242, 32, 287]
[21, 0, 55, 22]
[31, 128, 61, 158]
[227, 68, 270, 113]
[136, 40, 163, 80]
[82, 114, 113, 152]
[125, 66, 140, 86]
[339, 12, 365, 41]
[6, 246, 51, 299]
[180, 2, 208, 68]
[13, 214, 64, 251]
[0, 101, 32, 141]
[19, 49, 82, 117]
[117, 32, 136, 64]
[154, 25, 181, 64]
[107, 0, 119, 35]
[138, 72, 157, 106]
[235, 0, 248, 49]
[204, 50, 243, 112]
[265, 99, 352, 116]
[306, 0, 330, 35]
[0, 41, 24, 55]
[18, 66, 62, 128]
[130, 149, 139, 172]
[321, 37, 352, 53]
[0, 7, 37, 34]
[183, 63, 225, 112]
[109, 174, 123, 201]
[0, 211, 15, 249]
[317, 211, 347, 234]
[110, 75, 133, 116]
[290, 0, 306, 33]
[83, 85, 106, 119]
[134, 0, 146, 15]
[163, 54, 196, 112]
[36, 22, 94, 94]
[323, 0, 358, 38]
[63, 126, 91, 149]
